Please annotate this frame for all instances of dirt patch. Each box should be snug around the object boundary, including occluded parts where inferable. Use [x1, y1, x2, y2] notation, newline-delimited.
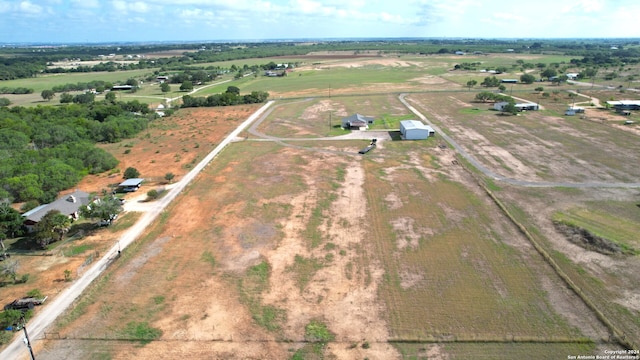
[553, 222, 628, 255]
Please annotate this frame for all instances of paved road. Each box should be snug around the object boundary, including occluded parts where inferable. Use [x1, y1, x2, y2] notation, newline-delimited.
[398, 94, 640, 189]
[0, 101, 275, 360]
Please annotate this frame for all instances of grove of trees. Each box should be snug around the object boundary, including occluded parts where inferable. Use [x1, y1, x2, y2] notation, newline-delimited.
[0, 100, 152, 204]
[181, 87, 269, 108]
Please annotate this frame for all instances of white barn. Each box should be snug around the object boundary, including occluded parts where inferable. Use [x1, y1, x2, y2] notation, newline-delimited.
[400, 120, 434, 140]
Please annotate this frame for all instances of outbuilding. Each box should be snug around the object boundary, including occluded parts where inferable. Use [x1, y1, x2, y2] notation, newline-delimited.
[116, 178, 144, 192]
[400, 120, 434, 140]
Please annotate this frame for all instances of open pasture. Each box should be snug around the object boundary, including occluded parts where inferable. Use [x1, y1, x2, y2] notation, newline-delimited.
[6, 51, 640, 358]
[406, 91, 640, 183]
[40, 94, 617, 359]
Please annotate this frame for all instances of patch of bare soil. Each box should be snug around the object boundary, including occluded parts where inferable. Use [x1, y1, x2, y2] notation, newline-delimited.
[553, 222, 627, 255]
[77, 105, 259, 194]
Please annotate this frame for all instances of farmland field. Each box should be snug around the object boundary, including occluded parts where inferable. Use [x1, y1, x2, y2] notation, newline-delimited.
[3, 51, 640, 359]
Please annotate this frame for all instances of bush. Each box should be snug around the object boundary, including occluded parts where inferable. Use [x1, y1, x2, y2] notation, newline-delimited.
[26, 289, 42, 298]
[147, 189, 159, 200]
[123, 167, 140, 179]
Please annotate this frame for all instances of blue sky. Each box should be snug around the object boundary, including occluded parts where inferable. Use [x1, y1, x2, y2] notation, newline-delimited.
[1, 0, 639, 43]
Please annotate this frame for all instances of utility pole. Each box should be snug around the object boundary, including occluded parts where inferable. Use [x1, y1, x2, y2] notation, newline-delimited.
[21, 317, 35, 360]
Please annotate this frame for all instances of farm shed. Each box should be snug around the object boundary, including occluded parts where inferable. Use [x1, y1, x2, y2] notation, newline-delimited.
[400, 120, 434, 140]
[607, 100, 640, 111]
[494, 102, 539, 111]
[22, 190, 91, 232]
[116, 178, 144, 192]
[111, 85, 134, 91]
[500, 79, 518, 83]
[342, 113, 374, 130]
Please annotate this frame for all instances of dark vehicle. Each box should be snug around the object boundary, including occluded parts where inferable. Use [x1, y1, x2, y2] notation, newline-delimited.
[359, 138, 377, 154]
[359, 145, 375, 154]
[4, 296, 47, 311]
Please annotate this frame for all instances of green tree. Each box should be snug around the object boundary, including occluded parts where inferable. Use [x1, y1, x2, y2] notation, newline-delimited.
[34, 210, 71, 248]
[481, 76, 500, 87]
[475, 91, 493, 102]
[541, 68, 557, 80]
[180, 81, 193, 92]
[226, 86, 240, 95]
[41, 89, 55, 101]
[552, 74, 568, 86]
[501, 102, 518, 115]
[105, 91, 117, 103]
[160, 82, 171, 93]
[520, 73, 536, 84]
[0, 203, 24, 239]
[146, 189, 159, 200]
[0, 98, 11, 107]
[60, 93, 73, 103]
[123, 167, 140, 179]
[164, 172, 175, 183]
[80, 196, 122, 224]
[466, 80, 478, 90]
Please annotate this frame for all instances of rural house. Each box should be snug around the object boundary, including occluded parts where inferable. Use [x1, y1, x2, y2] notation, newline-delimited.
[341, 114, 374, 130]
[400, 120, 434, 140]
[22, 190, 91, 232]
[494, 102, 539, 111]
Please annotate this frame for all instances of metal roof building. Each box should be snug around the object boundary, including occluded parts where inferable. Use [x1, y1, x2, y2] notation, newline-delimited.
[400, 120, 434, 140]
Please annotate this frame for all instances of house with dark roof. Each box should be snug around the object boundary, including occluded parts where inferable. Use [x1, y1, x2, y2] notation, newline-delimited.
[22, 190, 91, 232]
[341, 114, 374, 130]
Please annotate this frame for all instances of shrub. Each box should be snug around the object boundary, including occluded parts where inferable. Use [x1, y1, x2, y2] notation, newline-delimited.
[123, 167, 140, 179]
[147, 189, 159, 200]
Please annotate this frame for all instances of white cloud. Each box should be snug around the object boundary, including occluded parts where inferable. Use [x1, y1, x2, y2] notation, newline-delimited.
[129, 1, 149, 12]
[71, 0, 99, 8]
[112, 0, 127, 12]
[19, 1, 43, 14]
[111, 0, 149, 13]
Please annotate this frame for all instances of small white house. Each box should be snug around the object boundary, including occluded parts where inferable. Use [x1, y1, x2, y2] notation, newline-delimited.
[494, 102, 539, 111]
[400, 120, 434, 140]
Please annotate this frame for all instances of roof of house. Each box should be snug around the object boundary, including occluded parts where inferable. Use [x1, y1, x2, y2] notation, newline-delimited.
[400, 120, 430, 131]
[119, 178, 144, 187]
[22, 190, 91, 223]
[343, 113, 374, 126]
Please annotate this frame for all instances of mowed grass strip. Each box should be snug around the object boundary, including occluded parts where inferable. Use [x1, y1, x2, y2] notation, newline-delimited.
[363, 142, 582, 340]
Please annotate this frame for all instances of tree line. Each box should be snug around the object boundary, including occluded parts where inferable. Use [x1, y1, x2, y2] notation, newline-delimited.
[0, 100, 152, 204]
[3, 39, 639, 81]
[181, 86, 269, 108]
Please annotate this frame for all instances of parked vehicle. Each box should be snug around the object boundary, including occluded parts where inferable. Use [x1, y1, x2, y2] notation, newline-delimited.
[4, 296, 47, 311]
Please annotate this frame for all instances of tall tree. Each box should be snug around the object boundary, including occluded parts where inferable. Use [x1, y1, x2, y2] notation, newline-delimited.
[541, 68, 557, 79]
[80, 196, 122, 224]
[34, 210, 71, 248]
[520, 73, 536, 84]
[41, 89, 55, 101]
[466, 80, 478, 90]
[123, 167, 140, 179]
[160, 82, 171, 93]
[0, 203, 24, 240]
[180, 81, 193, 92]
